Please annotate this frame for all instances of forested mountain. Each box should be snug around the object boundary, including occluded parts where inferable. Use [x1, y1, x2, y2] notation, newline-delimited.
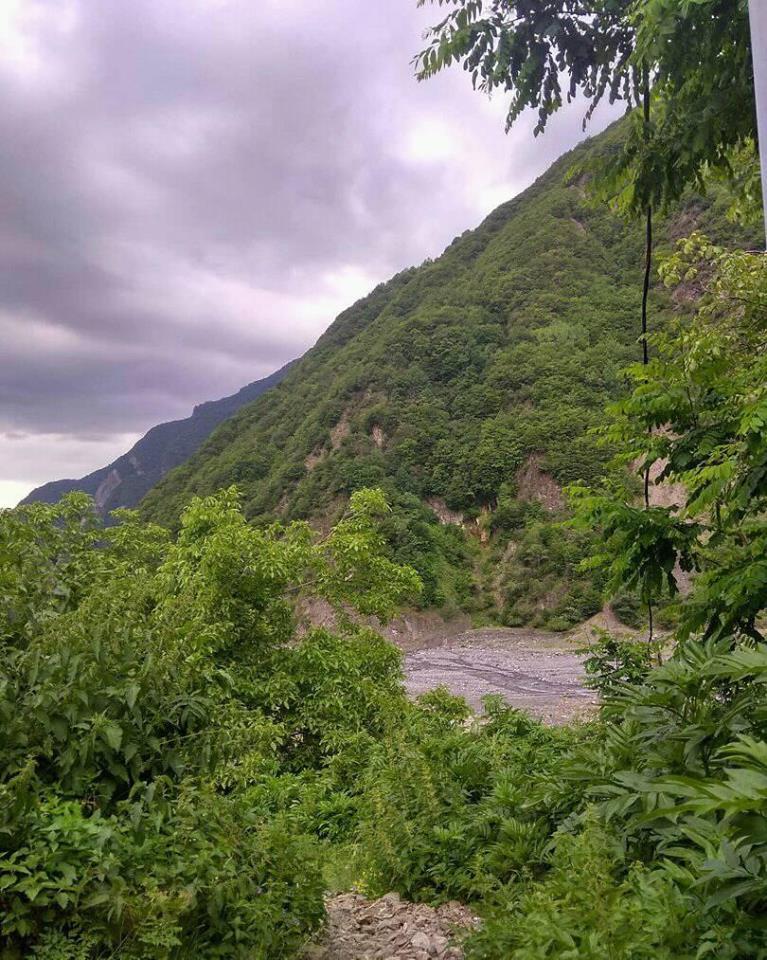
[142, 121, 753, 627]
[22, 362, 293, 517]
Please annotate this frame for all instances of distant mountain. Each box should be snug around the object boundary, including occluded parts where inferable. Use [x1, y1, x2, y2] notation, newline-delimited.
[21, 362, 294, 516]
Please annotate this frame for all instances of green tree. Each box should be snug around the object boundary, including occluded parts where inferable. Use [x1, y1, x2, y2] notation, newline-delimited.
[415, 0, 757, 214]
[571, 236, 767, 643]
[0, 488, 420, 958]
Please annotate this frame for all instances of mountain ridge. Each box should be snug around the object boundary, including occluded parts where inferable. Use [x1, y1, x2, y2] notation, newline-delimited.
[21, 361, 294, 516]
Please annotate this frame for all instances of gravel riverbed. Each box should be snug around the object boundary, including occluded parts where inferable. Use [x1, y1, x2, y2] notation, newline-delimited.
[403, 627, 596, 723]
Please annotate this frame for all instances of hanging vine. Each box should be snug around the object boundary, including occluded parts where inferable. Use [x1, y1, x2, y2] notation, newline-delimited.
[641, 64, 656, 646]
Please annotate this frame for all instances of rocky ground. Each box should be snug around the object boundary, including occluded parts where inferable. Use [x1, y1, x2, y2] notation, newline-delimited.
[403, 626, 597, 723]
[305, 893, 480, 960]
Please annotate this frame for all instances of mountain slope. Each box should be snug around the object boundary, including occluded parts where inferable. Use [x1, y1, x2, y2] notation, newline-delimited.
[142, 121, 753, 626]
[22, 362, 293, 516]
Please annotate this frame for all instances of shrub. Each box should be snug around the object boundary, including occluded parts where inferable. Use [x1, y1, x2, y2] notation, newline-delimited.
[0, 488, 420, 958]
[356, 695, 582, 902]
[580, 630, 652, 696]
[466, 819, 710, 960]
[609, 589, 645, 628]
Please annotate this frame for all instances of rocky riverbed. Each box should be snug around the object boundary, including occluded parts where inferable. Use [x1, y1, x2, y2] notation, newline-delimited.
[403, 627, 596, 723]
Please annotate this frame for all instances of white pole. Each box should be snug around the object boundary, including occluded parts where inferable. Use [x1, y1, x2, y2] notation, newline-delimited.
[748, 0, 767, 241]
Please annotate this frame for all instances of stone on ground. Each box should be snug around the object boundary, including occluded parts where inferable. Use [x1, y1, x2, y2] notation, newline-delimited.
[305, 891, 479, 960]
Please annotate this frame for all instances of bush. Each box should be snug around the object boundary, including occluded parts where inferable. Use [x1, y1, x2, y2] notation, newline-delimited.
[1, 787, 324, 959]
[609, 589, 646, 628]
[0, 488, 420, 958]
[497, 519, 605, 630]
[356, 694, 583, 902]
[580, 630, 652, 696]
[466, 819, 709, 960]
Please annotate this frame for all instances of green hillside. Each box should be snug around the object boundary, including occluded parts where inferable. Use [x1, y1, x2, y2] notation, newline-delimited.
[141, 121, 750, 628]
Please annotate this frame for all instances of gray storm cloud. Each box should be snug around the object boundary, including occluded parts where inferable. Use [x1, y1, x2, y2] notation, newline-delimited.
[0, 0, 619, 504]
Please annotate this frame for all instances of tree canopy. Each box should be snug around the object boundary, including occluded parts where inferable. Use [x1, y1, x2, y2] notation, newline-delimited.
[415, 0, 758, 214]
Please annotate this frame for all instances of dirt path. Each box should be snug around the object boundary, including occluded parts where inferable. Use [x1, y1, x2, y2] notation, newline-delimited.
[305, 893, 479, 960]
[403, 627, 596, 723]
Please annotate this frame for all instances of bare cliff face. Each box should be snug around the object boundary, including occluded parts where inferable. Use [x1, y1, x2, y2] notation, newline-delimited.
[21, 360, 294, 517]
[94, 469, 123, 511]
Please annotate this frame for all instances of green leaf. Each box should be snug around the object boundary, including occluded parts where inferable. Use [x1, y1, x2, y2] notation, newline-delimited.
[101, 723, 123, 752]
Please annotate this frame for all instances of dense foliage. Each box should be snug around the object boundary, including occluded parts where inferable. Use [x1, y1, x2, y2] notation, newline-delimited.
[5, 2, 766, 948]
[140, 121, 756, 627]
[0, 489, 419, 958]
[352, 243, 767, 958]
[3, 236, 767, 960]
[572, 235, 767, 642]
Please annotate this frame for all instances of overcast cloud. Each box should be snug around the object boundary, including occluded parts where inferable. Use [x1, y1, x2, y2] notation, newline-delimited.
[0, 0, 620, 506]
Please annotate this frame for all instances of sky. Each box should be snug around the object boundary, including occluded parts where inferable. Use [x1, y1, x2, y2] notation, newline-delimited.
[0, 0, 620, 507]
